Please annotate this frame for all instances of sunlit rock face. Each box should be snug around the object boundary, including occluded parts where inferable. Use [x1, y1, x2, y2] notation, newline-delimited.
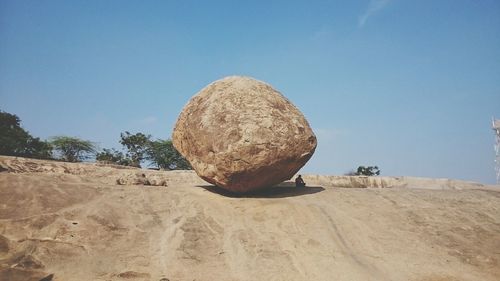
[172, 76, 317, 193]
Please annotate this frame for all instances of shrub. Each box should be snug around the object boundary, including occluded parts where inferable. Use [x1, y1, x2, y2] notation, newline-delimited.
[146, 139, 191, 170]
[355, 166, 380, 176]
[96, 148, 133, 166]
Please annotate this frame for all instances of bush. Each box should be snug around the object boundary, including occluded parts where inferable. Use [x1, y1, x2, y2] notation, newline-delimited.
[355, 166, 380, 176]
[146, 139, 191, 170]
[96, 148, 133, 166]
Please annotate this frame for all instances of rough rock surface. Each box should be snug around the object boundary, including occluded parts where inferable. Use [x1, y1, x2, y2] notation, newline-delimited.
[173, 76, 317, 192]
[115, 172, 168, 186]
[1, 156, 500, 281]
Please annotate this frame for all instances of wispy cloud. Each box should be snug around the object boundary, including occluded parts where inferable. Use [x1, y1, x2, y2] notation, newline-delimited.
[358, 0, 391, 27]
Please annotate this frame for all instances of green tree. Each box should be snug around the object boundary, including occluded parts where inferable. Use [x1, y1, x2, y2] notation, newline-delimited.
[355, 166, 380, 176]
[0, 110, 52, 159]
[119, 131, 151, 167]
[24, 137, 53, 159]
[50, 136, 96, 162]
[146, 139, 191, 170]
[96, 148, 133, 166]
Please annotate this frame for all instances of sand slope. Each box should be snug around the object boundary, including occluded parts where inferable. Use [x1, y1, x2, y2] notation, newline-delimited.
[0, 156, 499, 281]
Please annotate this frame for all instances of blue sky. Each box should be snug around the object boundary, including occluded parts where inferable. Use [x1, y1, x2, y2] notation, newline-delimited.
[1, 0, 499, 183]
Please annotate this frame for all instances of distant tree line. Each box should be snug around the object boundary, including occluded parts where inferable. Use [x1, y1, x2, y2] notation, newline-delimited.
[0, 110, 190, 170]
[96, 131, 191, 170]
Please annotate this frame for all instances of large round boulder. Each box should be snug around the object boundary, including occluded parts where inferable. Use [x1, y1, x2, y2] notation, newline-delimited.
[172, 76, 317, 193]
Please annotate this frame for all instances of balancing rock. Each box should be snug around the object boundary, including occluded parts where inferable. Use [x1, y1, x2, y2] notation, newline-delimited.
[172, 76, 317, 193]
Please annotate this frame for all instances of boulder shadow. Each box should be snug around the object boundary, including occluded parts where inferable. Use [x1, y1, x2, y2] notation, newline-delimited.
[198, 182, 325, 198]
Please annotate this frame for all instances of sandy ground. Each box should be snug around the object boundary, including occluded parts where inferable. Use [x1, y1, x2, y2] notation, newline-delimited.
[0, 156, 499, 281]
